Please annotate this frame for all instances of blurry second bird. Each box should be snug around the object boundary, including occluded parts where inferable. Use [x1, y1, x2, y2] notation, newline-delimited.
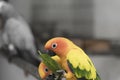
[0, 1, 40, 66]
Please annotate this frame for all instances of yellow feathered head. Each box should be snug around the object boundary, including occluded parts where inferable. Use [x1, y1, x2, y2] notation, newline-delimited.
[38, 62, 52, 79]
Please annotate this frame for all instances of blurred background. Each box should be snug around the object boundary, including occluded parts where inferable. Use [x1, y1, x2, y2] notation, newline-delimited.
[0, 0, 120, 80]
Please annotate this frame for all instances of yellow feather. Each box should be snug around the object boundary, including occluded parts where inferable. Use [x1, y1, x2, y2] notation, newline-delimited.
[67, 47, 96, 79]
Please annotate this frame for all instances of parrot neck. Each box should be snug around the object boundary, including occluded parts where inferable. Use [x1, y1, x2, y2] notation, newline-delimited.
[3, 7, 21, 20]
[57, 45, 76, 58]
[58, 44, 79, 59]
[59, 55, 66, 61]
[5, 12, 20, 20]
[56, 50, 69, 59]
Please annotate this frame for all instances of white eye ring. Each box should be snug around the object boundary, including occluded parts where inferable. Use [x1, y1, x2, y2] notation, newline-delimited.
[51, 43, 57, 49]
[44, 67, 49, 72]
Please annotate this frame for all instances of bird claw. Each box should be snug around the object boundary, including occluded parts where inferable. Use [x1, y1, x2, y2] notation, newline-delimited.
[54, 70, 66, 80]
[56, 69, 65, 74]
[64, 72, 75, 79]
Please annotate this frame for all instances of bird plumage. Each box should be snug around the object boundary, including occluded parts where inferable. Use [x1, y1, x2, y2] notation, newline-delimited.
[44, 37, 101, 80]
[38, 55, 61, 80]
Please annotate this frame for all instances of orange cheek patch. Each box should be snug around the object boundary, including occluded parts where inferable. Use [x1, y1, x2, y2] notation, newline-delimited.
[39, 63, 48, 79]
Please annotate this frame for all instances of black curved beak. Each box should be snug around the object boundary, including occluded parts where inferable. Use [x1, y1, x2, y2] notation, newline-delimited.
[44, 50, 56, 56]
[47, 50, 56, 56]
[45, 73, 56, 80]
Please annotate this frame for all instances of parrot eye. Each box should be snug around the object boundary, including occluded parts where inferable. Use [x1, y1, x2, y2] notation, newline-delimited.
[51, 43, 57, 49]
[44, 67, 49, 72]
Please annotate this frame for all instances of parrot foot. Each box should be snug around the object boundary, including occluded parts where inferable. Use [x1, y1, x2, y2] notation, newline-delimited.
[56, 69, 65, 74]
[64, 72, 74, 79]
[65, 73, 77, 80]
[55, 70, 65, 80]
[8, 54, 18, 63]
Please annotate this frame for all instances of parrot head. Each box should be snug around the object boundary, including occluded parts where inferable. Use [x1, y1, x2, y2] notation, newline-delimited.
[44, 37, 74, 57]
[0, 1, 18, 19]
[38, 62, 55, 80]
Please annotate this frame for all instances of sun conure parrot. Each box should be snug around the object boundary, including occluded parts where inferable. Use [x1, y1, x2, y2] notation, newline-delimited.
[44, 37, 101, 80]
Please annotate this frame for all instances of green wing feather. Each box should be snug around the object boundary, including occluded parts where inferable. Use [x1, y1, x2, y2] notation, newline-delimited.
[38, 51, 62, 73]
[67, 49, 101, 80]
